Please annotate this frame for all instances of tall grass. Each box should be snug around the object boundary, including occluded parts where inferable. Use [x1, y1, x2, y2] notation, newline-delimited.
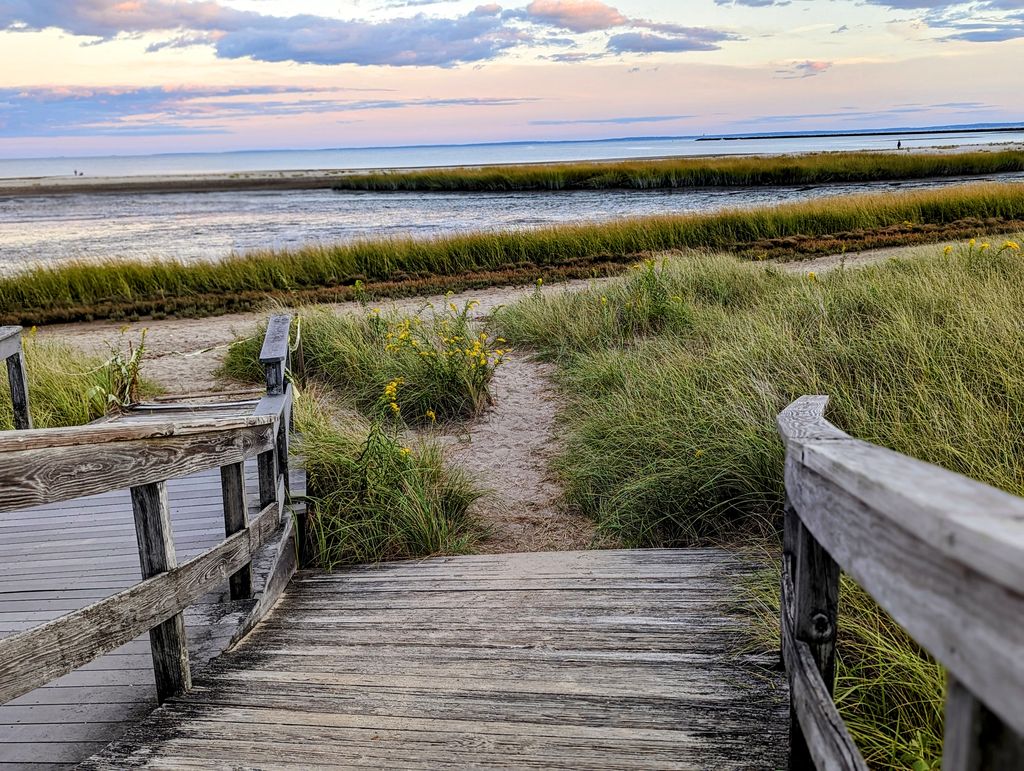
[295, 386, 482, 567]
[0, 332, 154, 429]
[225, 300, 505, 425]
[493, 240, 1024, 766]
[332, 149, 1024, 192]
[3, 183, 1024, 325]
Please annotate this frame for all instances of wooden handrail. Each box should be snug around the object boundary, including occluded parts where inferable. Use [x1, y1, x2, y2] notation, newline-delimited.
[777, 396, 1024, 770]
[0, 316, 297, 708]
[1, 325, 31, 430]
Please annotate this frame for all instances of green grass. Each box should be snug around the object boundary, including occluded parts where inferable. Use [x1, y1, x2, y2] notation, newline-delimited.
[331, 149, 1024, 192]
[294, 385, 483, 567]
[225, 300, 504, 425]
[492, 238, 1024, 766]
[1, 331, 155, 430]
[4, 183, 1024, 325]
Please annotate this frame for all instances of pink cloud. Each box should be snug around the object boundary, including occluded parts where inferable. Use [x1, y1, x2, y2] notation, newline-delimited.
[524, 0, 627, 33]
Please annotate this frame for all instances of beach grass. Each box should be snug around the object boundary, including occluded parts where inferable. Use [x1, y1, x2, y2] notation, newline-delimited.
[492, 239, 1024, 766]
[295, 385, 482, 568]
[3, 182, 1024, 326]
[224, 300, 505, 425]
[330, 149, 1024, 192]
[0, 331, 156, 429]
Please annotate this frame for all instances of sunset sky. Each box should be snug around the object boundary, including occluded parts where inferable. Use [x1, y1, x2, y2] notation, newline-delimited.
[0, 0, 1022, 157]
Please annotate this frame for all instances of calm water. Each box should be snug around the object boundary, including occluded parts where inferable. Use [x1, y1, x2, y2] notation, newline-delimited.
[2, 173, 1023, 274]
[3, 130, 1024, 179]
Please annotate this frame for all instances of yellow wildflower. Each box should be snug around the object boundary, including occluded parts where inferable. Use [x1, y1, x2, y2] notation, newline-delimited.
[398, 447, 411, 457]
[969, 238, 976, 246]
[981, 242, 990, 251]
[600, 296, 608, 305]
[390, 402, 400, 414]
[694, 450, 705, 459]
[536, 277, 543, 287]
[943, 245, 953, 255]
[807, 271, 817, 282]
[1005, 240, 1021, 251]
[426, 410, 436, 422]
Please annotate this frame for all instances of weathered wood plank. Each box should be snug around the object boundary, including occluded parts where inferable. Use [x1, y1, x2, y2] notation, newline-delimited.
[786, 458, 1024, 738]
[130, 482, 191, 703]
[0, 422, 276, 513]
[943, 674, 1024, 771]
[776, 395, 848, 450]
[219, 463, 251, 602]
[5, 349, 31, 431]
[0, 498, 282, 705]
[0, 326, 22, 362]
[259, 314, 292, 395]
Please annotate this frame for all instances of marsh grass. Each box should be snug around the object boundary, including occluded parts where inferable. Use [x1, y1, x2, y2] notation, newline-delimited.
[4, 183, 1024, 325]
[494, 239, 1024, 767]
[0, 331, 156, 429]
[331, 149, 1024, 192]
[225, 300, 505, 425]
[294, 386, 482, 567]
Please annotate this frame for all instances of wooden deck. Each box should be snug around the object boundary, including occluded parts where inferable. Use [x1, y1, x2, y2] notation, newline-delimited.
[83, 549, 788, 770]
[0, 398, 302, 770]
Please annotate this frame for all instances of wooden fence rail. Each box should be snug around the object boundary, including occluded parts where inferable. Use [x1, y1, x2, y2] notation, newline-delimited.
[0, 325, 31, 430]
[777, 396, 1024, 771]
[0, 315, 295, 706]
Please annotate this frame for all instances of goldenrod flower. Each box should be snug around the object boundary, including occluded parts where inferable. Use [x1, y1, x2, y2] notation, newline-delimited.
[1005, 240, 1021, 251]
[426, 410, 436, 422]
[390, 401, 400, 414]
[944, 245, 953, 255]
[600, 296, 608, 305]
[536, 277, 543, 287]
[981, 242, 990, 251]
[398, 447, 411, 457]
[807, 271, 817, 282]
[969, 238, 976, 246]
[694, 449, 705, 459]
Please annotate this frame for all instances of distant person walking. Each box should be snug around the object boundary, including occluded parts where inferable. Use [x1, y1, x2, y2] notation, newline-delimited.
[897, 140, 902, 150]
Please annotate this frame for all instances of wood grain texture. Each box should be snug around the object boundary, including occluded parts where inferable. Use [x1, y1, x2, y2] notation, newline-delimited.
[131, 482, 191, 703]
[82, 549, 788, 770]
[0, 325, 22, 362]
[219, 462, 251, 602]
[943, 675, 1024, 771]
[5, 349, 31, 431]
[258, 314, 292, 366]
[0, 421, 276, 513]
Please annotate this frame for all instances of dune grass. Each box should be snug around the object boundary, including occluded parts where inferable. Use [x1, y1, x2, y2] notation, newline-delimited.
[492, 239, 1024, 766]
[294, 385, 483, 568]
[3, 183, 1024, 326]
[331, 149, 1024, 192]
[1, 331, 154, 430]
[225, 300, 505, 426]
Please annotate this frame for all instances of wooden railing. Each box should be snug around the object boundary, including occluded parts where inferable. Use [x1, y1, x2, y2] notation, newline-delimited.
[0, 316, 295, 706]
[778, 396, 1024, 771]
[0, 326, 31, 429]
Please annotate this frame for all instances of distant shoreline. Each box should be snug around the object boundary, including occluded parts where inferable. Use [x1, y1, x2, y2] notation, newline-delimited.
[698, 126, 1024, 142]
[1, 142, 1022, 199]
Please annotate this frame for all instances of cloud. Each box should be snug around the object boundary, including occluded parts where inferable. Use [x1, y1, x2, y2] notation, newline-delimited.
[608, 30, 736, 53]
[0, 85, 536, 137]
[530, 113, 693, 125]
[0, 1, 528, 67]
[775, 60, 832, 78]
[862, 0, 1024, 41]
[521, 0, 626, 32]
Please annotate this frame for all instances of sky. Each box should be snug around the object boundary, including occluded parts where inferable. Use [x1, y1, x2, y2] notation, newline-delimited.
[0, 0, 1022, 157]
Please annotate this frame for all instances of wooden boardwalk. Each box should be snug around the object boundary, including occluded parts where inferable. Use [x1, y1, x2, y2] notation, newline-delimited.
[0, 395, 303, 769]
[83, 549, 788, 770]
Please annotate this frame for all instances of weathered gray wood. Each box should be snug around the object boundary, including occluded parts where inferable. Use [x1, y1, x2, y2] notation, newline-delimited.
[785, 503, 840, 771]
[219, 462, 251, 601]
[82, 550, 788, 770]
[786, 456, 1024, 738]
[0, 497, 282, 705]
[943, 675, 1024, 771]
[0, 421, 276, 513]
[776, 395, 848, 450]
[6, 349, 32, 430]
[131, 482, 191, 703]
[781, 569, 867, 771]
[0, 326, 23, 361]
[259, 314, 292, 395]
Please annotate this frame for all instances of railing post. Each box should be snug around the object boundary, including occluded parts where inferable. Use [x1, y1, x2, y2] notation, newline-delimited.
[943, 674, 1024, 771]
[130, 481, 191, 703]
[785, 498, 840, 771]
[2, 326, 32, 430]
[220, 461, 252, 601]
